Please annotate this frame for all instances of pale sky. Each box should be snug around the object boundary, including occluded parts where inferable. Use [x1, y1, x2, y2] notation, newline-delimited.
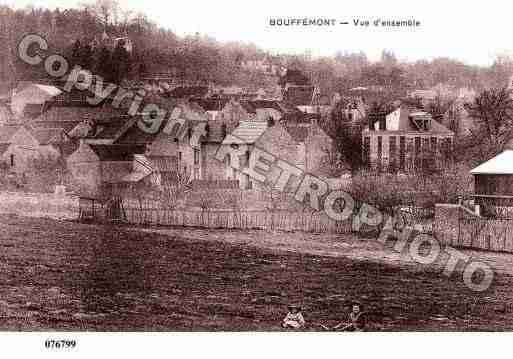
[3, 0, 513, 66]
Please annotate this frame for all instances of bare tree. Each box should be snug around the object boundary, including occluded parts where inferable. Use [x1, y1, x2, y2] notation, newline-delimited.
[464, 87, 513, 156]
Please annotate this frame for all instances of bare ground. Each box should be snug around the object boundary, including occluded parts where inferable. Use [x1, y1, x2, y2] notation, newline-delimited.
[0, 214, 512, 331]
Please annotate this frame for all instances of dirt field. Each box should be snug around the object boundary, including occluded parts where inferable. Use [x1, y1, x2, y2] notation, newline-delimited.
[0, 214, 512, 331]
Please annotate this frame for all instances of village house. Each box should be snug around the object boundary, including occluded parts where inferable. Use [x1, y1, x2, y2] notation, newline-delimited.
[219, 117, 334, 190]
[362, 105, 455, 172]
[66, 142, 147, 198]
[10, 83, 62, 119]
[0, 125, 61, 174]
[0, 102, 13, 125]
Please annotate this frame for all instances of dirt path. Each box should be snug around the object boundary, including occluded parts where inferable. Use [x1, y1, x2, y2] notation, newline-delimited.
[130, 225, 513, 277]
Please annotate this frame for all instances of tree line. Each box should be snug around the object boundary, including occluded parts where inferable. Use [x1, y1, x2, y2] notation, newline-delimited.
[2, 1, 513, 93]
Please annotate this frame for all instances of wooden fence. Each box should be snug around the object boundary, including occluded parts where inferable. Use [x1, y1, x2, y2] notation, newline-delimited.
[123, 207, 354, 233]
[434, 203, 513, 253]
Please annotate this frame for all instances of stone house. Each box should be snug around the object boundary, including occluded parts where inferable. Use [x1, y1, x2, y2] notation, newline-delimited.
[0, 125, 61, 174]
[219, 118, 334, 190]
[362, 105, 454, 172]
[66, 142, 146, 198]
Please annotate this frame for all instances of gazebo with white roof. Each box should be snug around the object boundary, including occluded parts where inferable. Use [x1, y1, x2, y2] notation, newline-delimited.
[470, 150, 513, 216]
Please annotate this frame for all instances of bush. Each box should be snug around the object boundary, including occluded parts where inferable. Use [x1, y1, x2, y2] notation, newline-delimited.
[350, 163, 473, 214]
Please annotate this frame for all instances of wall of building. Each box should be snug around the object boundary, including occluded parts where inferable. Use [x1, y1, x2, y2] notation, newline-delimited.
[305, 124, 333, 175]
[362, 130, 453, 171]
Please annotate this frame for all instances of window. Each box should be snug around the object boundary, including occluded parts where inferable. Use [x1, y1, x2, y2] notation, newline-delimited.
[377, 136, 382, 169]
[414, 137, 421, 170]
[399, 136, 405, 170]
[363, 136, 370, 165]
[221, 123, 227, 138]
[10, 154, 14, 167]
[379, 117, 386, 131]
[246, 174, 252, 190]
[194, 148, 200, 165]
[389, 136, 396, 170]
[178, 152, 182, 162]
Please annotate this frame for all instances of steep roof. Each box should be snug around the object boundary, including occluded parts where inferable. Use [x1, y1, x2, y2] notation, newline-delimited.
[30, 128, 65, 145]
[222, 121, 268, 144]
[0, 125, 22, 143]
[367, 106, 454, 134]
[89, 144, 146, 161]
[115, 119, 169, 144]
[92, 116, 135, 140]
[38, 104, 127, 122]
[282, 111, 320, 124]
[191, 98, 228, 112]
[250, 100, 284, 112]
[470, 150, 513, 175]
[280, 69, 310, 86]
[285, 125, 309, 142]
[0, 143, 9, 155]
[283, 85, 315, 107]
[239, 101, 257, 114]
[30, 120, 82, 133]
[169, 86, 209, 98]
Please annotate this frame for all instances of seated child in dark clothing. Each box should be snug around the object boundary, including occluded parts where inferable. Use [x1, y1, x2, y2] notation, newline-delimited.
[332, 302, 366, 331]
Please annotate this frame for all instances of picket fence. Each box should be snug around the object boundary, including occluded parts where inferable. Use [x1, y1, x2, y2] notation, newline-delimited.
[123, 207, 354, 234]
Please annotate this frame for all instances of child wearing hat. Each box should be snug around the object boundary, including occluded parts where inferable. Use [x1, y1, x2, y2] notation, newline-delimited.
[282, 304, 306, 329]
[332, 301, 366, 331]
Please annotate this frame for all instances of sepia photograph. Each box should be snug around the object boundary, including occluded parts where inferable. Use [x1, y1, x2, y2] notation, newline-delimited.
[1, 0, 513, 356]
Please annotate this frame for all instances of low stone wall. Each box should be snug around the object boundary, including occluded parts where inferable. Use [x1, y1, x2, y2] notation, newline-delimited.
[0, 191, 79, 220]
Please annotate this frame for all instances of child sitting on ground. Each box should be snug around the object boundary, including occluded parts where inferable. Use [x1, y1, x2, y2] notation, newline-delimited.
[282, 304, 306, 329]
[332, 301, 366, 331]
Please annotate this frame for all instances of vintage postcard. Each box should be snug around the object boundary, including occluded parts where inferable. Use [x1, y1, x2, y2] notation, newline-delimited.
[0, 0, 512, 357]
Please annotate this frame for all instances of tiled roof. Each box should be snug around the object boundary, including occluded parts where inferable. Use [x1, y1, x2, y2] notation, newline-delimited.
[30, 128, 64, 145]
[89, 144, 146, 161]
[0, 125, 21, 143]
[222, 121, 267, 144]
[282, 111, 320, 124]
[93, 117, 135, 140]
[250, 100, 284, 112]
[115, 119, 169, 144]
[55, 142, 79, 157]
[169, 86, 209, 98]
[368, 106, 454, 134]
[280, 70, 310, 86]
[283, 85, 315, 106]
[191, 98, 228, 111]
[285, 125, 309, 142]
[30, 120, 82, 133]
[0, 143, 9, 155]
[38, 104, 127, 122]
[395, 107, 453, 133]
[23, 104, 44, 119]
[239, 101, 257, 114]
